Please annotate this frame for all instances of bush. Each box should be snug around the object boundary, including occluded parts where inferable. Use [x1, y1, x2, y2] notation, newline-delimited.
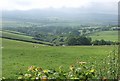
[66, 36, 91, 46]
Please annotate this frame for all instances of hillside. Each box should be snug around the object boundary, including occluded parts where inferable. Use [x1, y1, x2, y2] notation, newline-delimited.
[1, 30, 53, 46]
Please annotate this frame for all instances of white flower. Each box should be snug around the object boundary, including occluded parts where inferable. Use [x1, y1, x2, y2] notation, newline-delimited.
[36, 77, 39, 79]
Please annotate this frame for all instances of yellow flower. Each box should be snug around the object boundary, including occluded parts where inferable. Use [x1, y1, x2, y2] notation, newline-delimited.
[90, 69, 95, 73]
[43, 70, 48, 73]
[37, 67, 43, 71]
[70, 65, 74, 71]
[28, 66, 35, 71]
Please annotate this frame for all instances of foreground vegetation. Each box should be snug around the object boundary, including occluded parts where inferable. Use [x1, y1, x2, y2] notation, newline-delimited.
[2, 38, 118, 79]
[16, 48, 118, 80]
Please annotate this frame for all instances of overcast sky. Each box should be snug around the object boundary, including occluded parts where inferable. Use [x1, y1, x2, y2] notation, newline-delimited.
[1, 0, 119, 11]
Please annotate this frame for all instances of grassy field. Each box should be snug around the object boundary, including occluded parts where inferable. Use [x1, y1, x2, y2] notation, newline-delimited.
[88, 31, 118, 42]
[2, 38, 117, 79]
[1, 31, 33, 40]
[1, 31, 52, 45]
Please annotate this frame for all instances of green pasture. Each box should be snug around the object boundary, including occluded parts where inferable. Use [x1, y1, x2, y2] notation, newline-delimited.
[2, 38, 117, 79]
[88, 31, 118, 42]
[1, 31, 33, 40]
[1, 31, 51, 45]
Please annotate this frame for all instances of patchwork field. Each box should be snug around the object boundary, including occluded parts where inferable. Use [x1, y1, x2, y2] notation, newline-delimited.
[1, 31, 52, 45]
[2, 38, 117, 79]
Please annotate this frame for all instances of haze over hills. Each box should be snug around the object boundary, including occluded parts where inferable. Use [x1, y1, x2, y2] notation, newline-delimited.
[2, 7, 118, 25]
[1, 0, 118, 25]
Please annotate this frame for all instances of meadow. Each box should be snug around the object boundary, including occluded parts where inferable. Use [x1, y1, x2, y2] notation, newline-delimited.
[1, 31, 33, 40]
[2, 38, 117, 79]
[89, 31, 118, 42]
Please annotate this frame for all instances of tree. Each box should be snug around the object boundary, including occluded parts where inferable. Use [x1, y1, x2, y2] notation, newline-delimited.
[66, 36, 91, 46]
[92, 39, 114, 45]
[70, 30, 80, 36]
[66, 36, 77, 45]
[92, 40, 100, 45]
[77, 36, 91, 45]
[82, 29, 87, 35]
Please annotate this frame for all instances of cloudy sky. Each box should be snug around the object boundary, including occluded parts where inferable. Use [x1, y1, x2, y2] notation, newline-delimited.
[1, 0, 119, 11]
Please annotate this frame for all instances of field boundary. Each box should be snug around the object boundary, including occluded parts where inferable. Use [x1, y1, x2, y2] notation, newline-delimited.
[1, 36, 53, 46]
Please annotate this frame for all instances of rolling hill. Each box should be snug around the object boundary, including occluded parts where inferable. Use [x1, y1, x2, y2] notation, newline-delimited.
[1, 30, 53, 46]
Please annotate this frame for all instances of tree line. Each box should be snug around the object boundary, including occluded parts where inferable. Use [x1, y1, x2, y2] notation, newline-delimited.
[65, 36, 118, 46]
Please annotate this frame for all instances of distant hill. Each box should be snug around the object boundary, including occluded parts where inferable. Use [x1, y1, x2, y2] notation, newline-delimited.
[2, 8, 117, 25]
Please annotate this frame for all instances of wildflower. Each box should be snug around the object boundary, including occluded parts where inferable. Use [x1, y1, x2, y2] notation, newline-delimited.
[18, 76, 23, 79]
[37, 67, 43, 71]
[59, 65, 63, 73]
[35, 68, 38, 71]
[24, 74, 28, 77]
[74, 77, 79, 79]
[36, 77, 39, 79]
[28, 66, 35, 71]
[90, 69, 95, 73]
[43, 70, 49, 73]
[70, 65, 74, 71]
[79, 62, 87, 64]
[53, 72, 59, 76]
[76, 68, 82, 72]
[107, 71, 110, 74]
[24, 74, 32, 78]
[38, 72, 41, 76]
